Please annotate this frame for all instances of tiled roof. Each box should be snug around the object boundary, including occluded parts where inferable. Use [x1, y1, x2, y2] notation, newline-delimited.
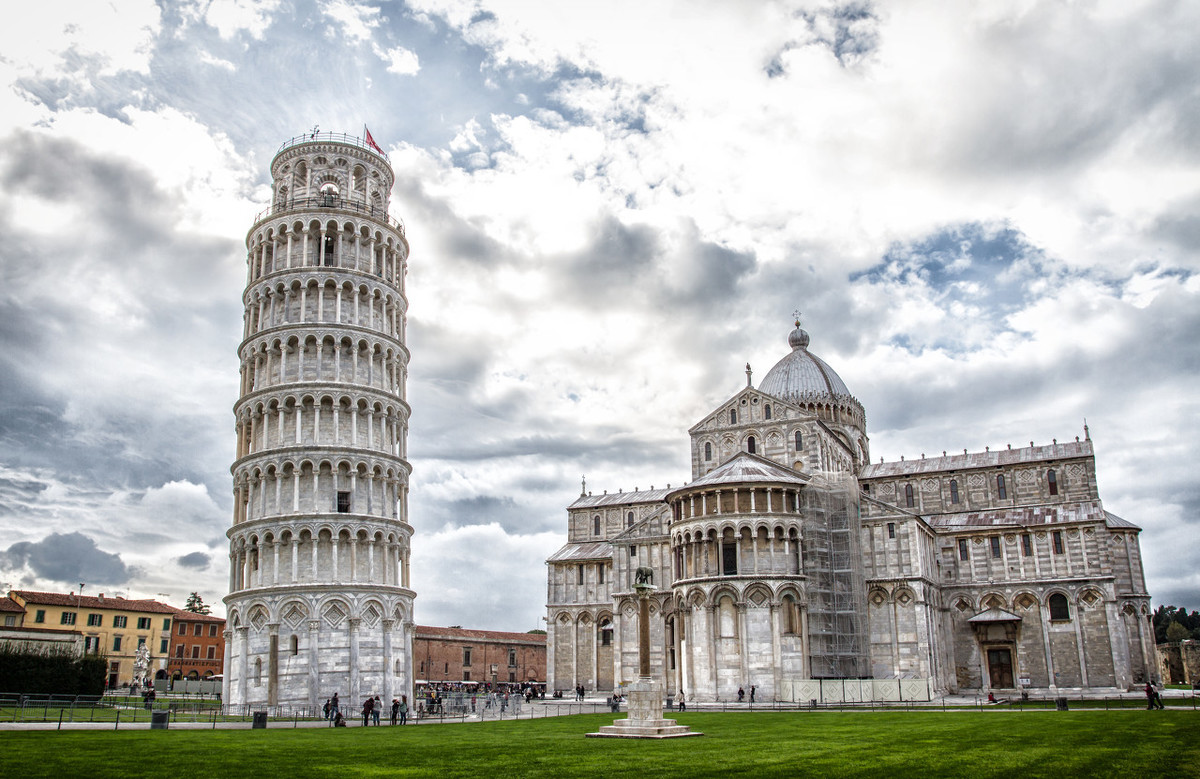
[0, 596, 26, 613]
[1104, 511, 1141, 530]
[415, 625, 546, 644]
[167, 608, 226, 623]
[968, 608, 1022, 623]
[11, 590, 178, 614]
[924, 500, 1106, 529]
[546, 541, 612, 563]
[677, 452, 808, 491]
[569, 488, 672, 510]
[861, 439, 1093, 479]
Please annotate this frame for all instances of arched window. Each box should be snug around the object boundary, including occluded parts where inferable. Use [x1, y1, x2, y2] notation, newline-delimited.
[747, 436, 756, 454]
[1048, 593, 1070, 621]
[593, 515, 601, 536]
[730, 409, 737, 424]
[626, 511, 634, 528]
[795, 431, 803, 449]
[949, 479, 959, 504]
[996, 474, 1007, 500]
[290, 635, 299, 655]
[904, 484, 914, 507]
[704, 442, 712, 461]
[1047, 469, 1058, 496]
[253, 657, 262, 686]
[764, 404, 772, 420]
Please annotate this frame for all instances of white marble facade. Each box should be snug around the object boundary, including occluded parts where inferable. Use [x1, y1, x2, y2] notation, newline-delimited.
[547, 322, 1153, 699]
[224, 133, 415, 708]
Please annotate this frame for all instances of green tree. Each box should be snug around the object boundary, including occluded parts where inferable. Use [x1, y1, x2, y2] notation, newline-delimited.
[184, 592, 211, 614]
[1166, 621, 1190, 642]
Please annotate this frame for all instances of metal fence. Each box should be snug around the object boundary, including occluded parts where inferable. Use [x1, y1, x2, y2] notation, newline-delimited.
[2, 690, 1194, 730]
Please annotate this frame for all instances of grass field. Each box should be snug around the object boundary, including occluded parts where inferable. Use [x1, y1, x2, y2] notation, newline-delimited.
[2, 710, 1197, 778]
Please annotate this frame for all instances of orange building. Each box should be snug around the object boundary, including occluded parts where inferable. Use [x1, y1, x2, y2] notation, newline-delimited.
[8, 590, 176, 687]
[166, 610, 226, 680]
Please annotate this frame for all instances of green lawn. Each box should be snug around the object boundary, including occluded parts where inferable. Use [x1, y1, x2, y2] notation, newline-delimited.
[2, 711, 1197, 778]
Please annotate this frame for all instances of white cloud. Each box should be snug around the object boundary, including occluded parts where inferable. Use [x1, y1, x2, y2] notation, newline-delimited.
[318, 0, 381, 43]
[376, 44, 420, 75]
[189, 0, 283, 40]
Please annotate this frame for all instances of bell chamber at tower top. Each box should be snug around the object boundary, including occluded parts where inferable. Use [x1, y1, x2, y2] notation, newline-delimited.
[243, 133, 409, 288]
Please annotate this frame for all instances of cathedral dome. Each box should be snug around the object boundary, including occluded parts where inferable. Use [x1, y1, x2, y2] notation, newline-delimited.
[758, 321, 853, 403]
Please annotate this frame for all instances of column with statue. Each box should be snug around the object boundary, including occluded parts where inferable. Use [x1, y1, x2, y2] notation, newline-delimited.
[587, 567, 700, 739]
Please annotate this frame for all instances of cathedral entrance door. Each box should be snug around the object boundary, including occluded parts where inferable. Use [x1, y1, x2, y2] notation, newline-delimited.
[987, 648, 1014, 688]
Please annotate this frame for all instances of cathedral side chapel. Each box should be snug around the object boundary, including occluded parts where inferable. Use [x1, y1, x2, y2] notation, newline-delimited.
[546, 321, 1153, 700]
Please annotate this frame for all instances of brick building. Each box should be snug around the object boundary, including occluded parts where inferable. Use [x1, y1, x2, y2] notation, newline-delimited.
[414, 626, 545, 687]
[166, 610, 226, 680]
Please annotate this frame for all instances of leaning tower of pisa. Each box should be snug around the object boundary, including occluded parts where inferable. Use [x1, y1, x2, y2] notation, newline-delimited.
[224, 132, 413, 709]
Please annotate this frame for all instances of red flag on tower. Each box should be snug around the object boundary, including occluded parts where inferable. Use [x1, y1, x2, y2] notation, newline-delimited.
[363, 125, 384, 154]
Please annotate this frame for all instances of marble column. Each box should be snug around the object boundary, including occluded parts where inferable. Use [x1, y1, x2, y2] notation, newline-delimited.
[308, 619, 321, 707]
[348, 617, 361, 704]
[382, 618, 394, 705]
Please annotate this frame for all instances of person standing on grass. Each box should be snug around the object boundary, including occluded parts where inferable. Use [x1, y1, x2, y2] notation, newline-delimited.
[374, 695, 382, 725]
[391, 698, 399, 725]
[362, 696, 374, 726]
[323, 698, 331, 720]
[399, 695, 408, 725]
[331, 692, 340, 720]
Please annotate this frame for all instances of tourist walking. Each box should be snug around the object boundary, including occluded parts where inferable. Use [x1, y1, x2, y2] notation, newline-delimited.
[750, 685, 756, 703]
[1146, 682, 1165, 710]
[391, 698, 400, 725]
[331, 692, 340, 720]
[676, 689, 686, 711]
[738, 686, 745, 702]
[362, 696, 374, 726]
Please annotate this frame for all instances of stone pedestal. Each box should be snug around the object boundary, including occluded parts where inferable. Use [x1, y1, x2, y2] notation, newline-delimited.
[587, 679, 700, 739]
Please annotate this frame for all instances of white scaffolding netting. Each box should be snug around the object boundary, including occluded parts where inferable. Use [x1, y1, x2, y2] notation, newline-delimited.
[801, 471, 869, 678]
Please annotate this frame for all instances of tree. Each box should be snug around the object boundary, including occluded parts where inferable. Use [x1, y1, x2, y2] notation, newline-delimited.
[1166, 621, 1190, 643]
[184, 592, 211, 615]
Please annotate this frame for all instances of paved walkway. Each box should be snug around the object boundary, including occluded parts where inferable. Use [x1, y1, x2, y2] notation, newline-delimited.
[1, 691, 1192, 731]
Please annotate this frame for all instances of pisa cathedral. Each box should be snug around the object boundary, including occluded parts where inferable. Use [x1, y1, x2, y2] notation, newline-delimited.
[223, 133, 414, 708]
[546, 322, 1155, 700]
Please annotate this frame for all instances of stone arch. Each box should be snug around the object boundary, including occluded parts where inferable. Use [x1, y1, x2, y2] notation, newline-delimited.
[980, 592, 1007, 610]
[320, 597, 350, 629]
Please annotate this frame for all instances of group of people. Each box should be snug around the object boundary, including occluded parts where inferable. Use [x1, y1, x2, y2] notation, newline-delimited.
[1145, 682, 1166, 710]
[321, 692, 409, 726]
[736, 685, 757, 703]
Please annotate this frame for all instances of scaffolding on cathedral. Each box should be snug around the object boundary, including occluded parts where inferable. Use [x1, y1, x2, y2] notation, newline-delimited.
[801, 470, 869, 678]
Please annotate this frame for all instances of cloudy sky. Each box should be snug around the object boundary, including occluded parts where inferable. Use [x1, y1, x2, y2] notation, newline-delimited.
[0, 0, 1196, 630]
